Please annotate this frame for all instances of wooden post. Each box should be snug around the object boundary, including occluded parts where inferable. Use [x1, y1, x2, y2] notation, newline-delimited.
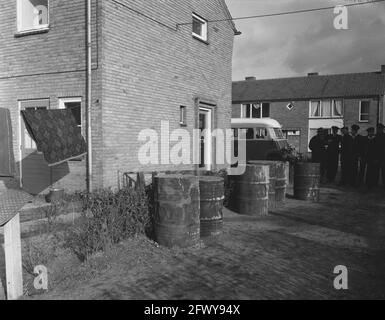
[4, 213, 23, 300]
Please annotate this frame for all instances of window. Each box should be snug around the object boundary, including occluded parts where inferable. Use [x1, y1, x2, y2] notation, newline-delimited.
[241, 103, 270, 119]
[359, 100, 370, 122]
[180, 106, 187, 126]
[59, 98, 82, 129]
[310, 100, 343, 118]
[17, 0, 49, 33]
[192, 13, 208, 42]
[332, 100, 343, 117]
[19, 99, 49, 150]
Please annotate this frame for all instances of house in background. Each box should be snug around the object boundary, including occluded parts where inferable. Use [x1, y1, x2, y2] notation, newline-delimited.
[232, 67, 385, 154]
[0, 0, 239, 195]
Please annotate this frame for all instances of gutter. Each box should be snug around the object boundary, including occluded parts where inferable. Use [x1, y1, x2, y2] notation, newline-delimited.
[86, 0, 93, 192]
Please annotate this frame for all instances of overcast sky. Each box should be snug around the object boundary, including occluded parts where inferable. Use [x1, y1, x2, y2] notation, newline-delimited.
[226, 0, 385, 80]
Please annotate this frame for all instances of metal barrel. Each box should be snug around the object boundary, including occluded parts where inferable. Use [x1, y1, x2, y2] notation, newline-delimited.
[275, 162, 287, 204]
[154, 174, 200, 248]
[248, 161, 276, 209]
[293, 162, 321, 202]
[198, 176, 224, 237]
[233, 164, 269, 216]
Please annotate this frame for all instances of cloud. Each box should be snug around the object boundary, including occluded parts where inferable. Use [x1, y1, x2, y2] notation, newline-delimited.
[226, 0, 385, 80]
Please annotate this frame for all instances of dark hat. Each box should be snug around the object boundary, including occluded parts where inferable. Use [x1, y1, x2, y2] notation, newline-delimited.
[367, 127, 375, 133]
[351, 124, 360, 131]
[331, 126, 339, 131]
[377, 123, 385, 128]
[317, 127, 324, 132]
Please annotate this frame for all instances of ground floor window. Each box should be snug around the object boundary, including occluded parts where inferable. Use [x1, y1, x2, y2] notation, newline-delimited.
[59, 97, 82, 129]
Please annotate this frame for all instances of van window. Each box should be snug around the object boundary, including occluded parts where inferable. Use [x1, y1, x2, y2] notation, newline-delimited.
[274, 128, 284, 139]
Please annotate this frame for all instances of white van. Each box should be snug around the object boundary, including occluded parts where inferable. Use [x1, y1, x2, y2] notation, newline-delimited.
[231, 118, 289, 161]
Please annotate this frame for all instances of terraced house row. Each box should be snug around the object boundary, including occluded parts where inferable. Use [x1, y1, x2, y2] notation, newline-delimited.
[0, 0, 239, 195]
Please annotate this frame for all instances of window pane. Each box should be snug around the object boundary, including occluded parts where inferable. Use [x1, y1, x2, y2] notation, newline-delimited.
[65, 102, 81, 126]
[333, 100, 343, 117]
[193, 17, 203, 36]
[251, 104, 261, 118]
[19, 0, 48, 31]
[322, 100, 332, 117]
[262, 103, 270, 118]
[245, 104, 251, 118]
[310, 101, 321, 117]
[361, 101, 370, 114]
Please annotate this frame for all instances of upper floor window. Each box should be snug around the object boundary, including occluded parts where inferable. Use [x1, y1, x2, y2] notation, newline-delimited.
[309, 99, 343, 118]
[17, 0, 49, 33]
[241, 103, 270, 119]
[359, 100, 370, 122]
[192, 13, 208, 42]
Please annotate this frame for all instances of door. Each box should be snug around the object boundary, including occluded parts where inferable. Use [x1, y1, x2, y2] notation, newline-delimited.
[198, 108, 212, 170]
[19, 99, 50, 194]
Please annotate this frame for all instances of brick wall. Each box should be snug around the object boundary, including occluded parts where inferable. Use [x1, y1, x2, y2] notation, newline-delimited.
[0, 0, 102, 193]
[232, 97, 380, 154]
[100, 0, 235, 188]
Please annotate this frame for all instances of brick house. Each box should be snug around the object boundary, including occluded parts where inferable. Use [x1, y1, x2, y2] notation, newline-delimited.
[0, 0, 239, 195]
[232, 68, 385, 154]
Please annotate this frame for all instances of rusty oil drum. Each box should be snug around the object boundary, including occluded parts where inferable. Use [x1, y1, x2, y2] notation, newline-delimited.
[154, 174, 200, 248]
[248, 161, 276, 209]
[274, 162, 287, 204]
[233, 164, 269, 216]
[293, 162, 320, 202]
[198, 176, 224, 237]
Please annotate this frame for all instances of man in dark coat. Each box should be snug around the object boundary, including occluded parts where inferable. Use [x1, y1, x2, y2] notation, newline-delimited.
[326, 126, 342, 183]
[309, 128, 327, 181]
[340, 126, 353, 186]
[365, 127, 378, 188]
[351, 124, 366, 186]
[375, 123, 385, 188]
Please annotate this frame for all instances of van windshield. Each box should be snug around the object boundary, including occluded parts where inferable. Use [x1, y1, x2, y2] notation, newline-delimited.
[274, 128, 285, 139]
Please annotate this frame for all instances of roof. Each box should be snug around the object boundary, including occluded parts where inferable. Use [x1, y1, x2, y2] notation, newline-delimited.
[219, 0, 240, 35]
[232, 71, 385, 103]
[231, 118, 282, 129]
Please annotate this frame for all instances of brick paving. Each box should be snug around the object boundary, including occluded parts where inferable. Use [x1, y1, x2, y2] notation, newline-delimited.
[35, 185, 385, 300]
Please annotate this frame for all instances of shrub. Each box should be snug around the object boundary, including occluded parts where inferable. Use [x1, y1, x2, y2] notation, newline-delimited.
[63, 187, 151, 261]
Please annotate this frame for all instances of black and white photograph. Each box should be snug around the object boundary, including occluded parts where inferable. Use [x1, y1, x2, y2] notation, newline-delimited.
[1, 0, 385, 305]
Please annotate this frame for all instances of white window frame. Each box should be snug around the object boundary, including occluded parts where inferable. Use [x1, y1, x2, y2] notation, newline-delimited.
[192, 13, 208, 42]
[180, 105, 187, 126]
[359, 100, 370, 123]
[58, 97, 82, 129]
[309, 99, 344, 119]
[16, 0, 50, 34]
[240, 103, 270, 119]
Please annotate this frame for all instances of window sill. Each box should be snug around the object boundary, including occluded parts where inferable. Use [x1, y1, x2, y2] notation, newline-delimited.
[192, 35, 209, 45]
[15, 27, 50, 38]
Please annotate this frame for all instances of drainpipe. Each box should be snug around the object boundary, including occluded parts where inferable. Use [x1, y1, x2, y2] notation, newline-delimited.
[86, 0, 93, 192]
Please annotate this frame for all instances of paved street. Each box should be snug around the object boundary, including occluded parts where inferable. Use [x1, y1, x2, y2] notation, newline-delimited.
[33, 185, 385, 300]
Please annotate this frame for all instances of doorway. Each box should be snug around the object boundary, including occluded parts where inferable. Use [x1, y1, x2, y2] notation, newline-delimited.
[198, 107, 212, 170]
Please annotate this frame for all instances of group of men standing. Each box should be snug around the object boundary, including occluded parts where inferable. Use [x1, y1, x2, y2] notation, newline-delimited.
[309, 123, 385, 188]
